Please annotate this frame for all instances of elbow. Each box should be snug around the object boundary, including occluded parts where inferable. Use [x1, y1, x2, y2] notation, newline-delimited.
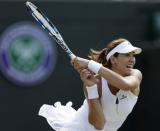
[89, 118, 105, 130]
[123, 84, 137, 91]
[122, 78, 140, 91]
[121, 81, 137, 91]
[93, 121, 105, 130]
[95, 124, 105, 130]
[122, 86, 131, 91]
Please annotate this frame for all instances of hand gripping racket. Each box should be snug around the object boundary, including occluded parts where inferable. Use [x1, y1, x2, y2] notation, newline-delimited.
[26, 1, 76, 60]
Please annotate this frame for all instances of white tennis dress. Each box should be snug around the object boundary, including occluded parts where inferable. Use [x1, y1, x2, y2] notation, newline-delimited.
[39, 77, 138, 131]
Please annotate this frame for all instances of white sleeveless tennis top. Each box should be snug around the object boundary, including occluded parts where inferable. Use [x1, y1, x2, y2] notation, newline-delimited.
[99, 77, 138, 131]
[39, 77, 138, 131]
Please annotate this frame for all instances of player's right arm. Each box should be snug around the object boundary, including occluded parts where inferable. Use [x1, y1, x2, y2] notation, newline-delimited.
[79, 69, 105, 130]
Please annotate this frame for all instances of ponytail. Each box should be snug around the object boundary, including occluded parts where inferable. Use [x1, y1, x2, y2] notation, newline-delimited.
[88, 48, 108, 67]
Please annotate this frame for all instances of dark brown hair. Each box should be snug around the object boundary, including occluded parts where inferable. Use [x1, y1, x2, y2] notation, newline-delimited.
[88, 38, 127, 68]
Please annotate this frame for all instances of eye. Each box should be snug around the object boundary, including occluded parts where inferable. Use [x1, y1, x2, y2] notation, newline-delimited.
[132, 54, 136, 57]
[124, 53, 136, 57]
[124, 53, 130, 56]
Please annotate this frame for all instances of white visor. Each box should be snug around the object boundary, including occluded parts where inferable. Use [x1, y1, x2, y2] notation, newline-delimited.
[106, 41, 142, 61]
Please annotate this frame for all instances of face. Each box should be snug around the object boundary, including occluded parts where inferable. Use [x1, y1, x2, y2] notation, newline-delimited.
[111, 52, 136, 76]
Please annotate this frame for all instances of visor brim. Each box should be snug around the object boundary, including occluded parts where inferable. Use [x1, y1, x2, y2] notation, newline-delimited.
[117, 46, 142, 54]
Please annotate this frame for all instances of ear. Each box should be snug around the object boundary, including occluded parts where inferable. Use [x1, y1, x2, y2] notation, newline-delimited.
[110, 56, 117, 65]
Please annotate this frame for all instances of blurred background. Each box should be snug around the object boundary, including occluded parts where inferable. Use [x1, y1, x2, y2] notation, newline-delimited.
[0, 0, 160, 131]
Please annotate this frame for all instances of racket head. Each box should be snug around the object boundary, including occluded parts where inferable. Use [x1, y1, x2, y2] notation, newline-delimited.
[26, 1, 76, 60]
[26, 2, 59, 36]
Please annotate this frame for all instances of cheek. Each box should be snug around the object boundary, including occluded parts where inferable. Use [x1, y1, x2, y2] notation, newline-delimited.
[117, 59, 126, 65]
[116, 62, 125, 69]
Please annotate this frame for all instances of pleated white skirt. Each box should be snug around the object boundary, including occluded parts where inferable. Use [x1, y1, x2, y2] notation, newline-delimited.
[38, 100, 98, 131]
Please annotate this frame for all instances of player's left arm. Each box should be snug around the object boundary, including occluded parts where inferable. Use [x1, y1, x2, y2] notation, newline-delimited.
[99, 67, 142, 91]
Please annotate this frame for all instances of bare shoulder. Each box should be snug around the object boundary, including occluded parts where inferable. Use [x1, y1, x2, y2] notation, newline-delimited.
[131, 69, 143, 81]
[130, 69, 142, 95]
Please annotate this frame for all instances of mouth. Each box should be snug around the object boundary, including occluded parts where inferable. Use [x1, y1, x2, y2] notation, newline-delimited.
[126, 64, 134, 69]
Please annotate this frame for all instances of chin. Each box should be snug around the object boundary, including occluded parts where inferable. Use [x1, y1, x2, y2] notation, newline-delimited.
[126, 68, 132, 75]
[122, 68, 131, 76]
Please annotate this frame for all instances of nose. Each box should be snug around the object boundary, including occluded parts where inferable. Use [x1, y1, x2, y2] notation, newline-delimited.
[129, 55, 135, 63]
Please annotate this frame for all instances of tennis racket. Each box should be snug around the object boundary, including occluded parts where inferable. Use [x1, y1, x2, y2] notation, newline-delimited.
[26, 1, 76, 60]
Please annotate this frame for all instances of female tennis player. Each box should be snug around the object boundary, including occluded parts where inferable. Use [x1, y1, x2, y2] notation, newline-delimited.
[39, 38, 142, 131]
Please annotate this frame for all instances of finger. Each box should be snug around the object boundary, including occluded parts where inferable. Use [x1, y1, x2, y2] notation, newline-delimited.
[80, 69, 89, 74]
[77, 68, 83, 73]
[70, 56, 78, 66]
[73, 62, 82, 72]
[87, 75, 99, 83]
[80, 69, 92, 77]
[80, 68, 93, 74]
